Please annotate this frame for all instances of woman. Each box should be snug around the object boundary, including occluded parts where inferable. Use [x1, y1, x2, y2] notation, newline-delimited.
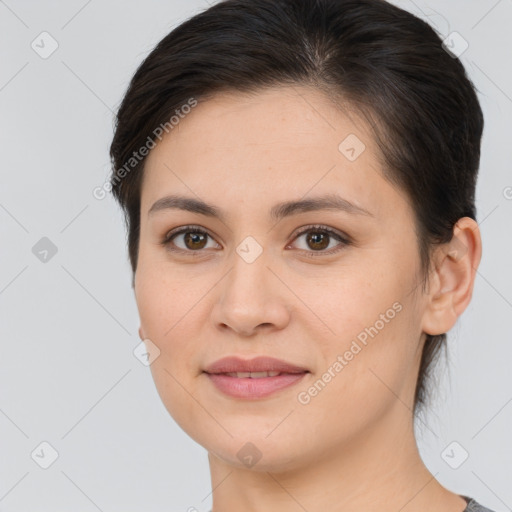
[109, 0, 495, 510]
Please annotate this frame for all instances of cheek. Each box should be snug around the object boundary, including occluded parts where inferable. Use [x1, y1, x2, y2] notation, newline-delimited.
[134, 263, 204, 393]
[299, 261, 406, 347]
[297, 262, 421, 407]
[135, 264, 207, 432]
[135, 259, 199, 338]
[294, 305, 420, 449]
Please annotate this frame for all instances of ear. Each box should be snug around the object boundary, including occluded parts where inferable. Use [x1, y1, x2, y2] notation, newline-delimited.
[421, 217, 482, 336]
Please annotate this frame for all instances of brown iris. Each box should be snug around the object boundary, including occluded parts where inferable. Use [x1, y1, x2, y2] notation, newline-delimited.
[306, 231, 330, 251]
[184, 231, 208, 250]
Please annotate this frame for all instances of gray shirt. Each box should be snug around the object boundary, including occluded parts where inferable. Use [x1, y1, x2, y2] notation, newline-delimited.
[463, 495, 497, 512]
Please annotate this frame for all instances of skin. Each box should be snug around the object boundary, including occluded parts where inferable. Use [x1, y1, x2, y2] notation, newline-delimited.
[134, 85, 482, 512]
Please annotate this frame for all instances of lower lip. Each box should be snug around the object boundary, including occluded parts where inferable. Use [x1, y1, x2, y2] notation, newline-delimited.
[205, 372, 307, 399]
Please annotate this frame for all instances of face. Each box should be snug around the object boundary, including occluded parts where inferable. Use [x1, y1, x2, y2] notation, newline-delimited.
[135, 85, 429, 471]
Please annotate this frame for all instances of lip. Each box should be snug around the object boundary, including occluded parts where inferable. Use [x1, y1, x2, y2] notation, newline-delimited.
[204, 356, 309, 374]
[203, 356, 309, 399]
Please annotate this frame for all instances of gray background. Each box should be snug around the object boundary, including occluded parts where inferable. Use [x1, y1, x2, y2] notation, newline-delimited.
[1, 0, 511, 510]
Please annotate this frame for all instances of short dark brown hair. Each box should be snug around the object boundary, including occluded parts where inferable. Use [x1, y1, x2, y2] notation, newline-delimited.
[109, 0, 484, 417]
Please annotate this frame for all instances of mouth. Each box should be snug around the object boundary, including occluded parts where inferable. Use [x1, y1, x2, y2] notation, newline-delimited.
[221, 370, 294, 378]
[203, 356, 310, 399]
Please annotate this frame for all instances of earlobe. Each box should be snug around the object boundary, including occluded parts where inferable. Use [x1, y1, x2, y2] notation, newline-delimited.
[421, 217, 482, 336]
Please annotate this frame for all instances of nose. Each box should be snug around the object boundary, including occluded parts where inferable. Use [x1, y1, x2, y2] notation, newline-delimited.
[210, 245, 291, 337]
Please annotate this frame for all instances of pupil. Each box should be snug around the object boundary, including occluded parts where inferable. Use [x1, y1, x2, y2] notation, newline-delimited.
[308, 232, 329, 250]
[185, 232, 206, 250]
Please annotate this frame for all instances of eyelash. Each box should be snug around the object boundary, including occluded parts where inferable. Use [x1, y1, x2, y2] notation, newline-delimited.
[160, 224, 352, 258]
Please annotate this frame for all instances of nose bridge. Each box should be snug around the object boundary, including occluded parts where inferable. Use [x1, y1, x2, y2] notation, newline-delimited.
[211, 234, 290, 334]
[227, 235, 271, 304]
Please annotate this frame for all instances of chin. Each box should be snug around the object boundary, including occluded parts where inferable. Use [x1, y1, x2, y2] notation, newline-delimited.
[208, 440, 309, 473]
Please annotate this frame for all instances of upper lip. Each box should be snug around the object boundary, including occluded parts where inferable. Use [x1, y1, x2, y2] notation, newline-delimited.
[204, 356, 309, 374]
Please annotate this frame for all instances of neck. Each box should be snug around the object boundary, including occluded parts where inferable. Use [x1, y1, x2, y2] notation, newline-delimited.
[207, 404, 467, 512]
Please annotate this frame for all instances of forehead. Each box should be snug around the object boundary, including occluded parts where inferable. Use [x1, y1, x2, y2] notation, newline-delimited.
[152, 85, 376, 154]
[140, 85, 402, 221]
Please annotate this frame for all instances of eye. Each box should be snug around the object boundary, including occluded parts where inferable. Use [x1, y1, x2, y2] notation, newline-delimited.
[288, 224, 351, 257]
[161, 225, 220, 254]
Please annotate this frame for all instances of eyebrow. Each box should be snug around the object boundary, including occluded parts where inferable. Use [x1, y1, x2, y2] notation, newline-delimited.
[148, 193, 374, 222]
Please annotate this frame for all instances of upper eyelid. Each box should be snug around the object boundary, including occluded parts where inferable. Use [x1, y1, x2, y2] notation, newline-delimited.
[164, 225, 218, 243]
[292, 224, 349, 239]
